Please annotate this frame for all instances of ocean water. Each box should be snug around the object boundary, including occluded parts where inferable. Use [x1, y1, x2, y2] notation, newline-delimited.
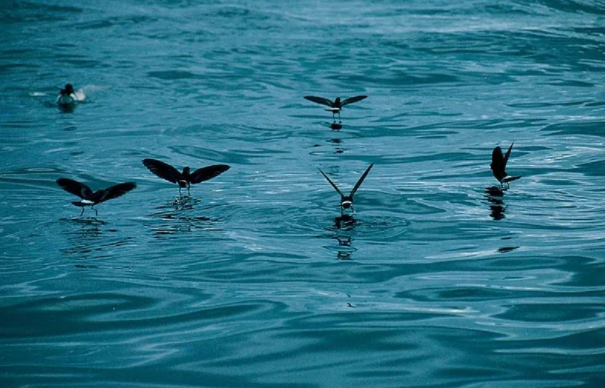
[1, 0, 605, 387]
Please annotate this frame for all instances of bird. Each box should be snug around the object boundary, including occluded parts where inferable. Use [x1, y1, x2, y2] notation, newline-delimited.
[304, 95, 367, 123]
[319, 164, 374, 211]
[491, 142, 521, 189]
[56, 178, 136, 216]
[56, 84, 77, 107]
[142, 159, 230, 195]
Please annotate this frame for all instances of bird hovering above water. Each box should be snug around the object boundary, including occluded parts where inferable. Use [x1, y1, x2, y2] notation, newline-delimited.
[491, 142, 521, 189]
[319, 164, 374, 212]
[304, 95, 367, 123]
[142, 159, 230, 195]
[56, 178, 136, 216]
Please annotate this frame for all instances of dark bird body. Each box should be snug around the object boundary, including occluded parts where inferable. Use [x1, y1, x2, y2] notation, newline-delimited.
[56, 178, 136, 216]
[56, 84, 77, 106]
[319, 164, 374, 211]
[304, 95, 367, 123]
[143, 159, 230, 194]
[491, 142, 521, 188]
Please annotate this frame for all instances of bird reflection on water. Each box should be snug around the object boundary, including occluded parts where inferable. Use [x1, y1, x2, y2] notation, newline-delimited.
[170, 194, 197, 210]
[331, 214, 358, 260]
[485, 186, 506, 221]
[60, 218, 129, 262]
[58, 103, 76, 113]
[334, 213, 357, 230]
[62, 217, 106, 245]
[328, 137, 344, 154]
[151, 197, 219, 237]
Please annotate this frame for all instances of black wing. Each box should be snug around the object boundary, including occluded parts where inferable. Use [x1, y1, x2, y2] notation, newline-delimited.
[143, 159, 182, 184]
[491, 147, 504, 171]
[97, 182, 136, 203]
[319, 169, 344, 197]
[491, 146, 506, 181]
[304, 96, 334, 107]
[350, 163, 374, 197]
[189, 165, 230, 184]
[503, 142, 515, 169]
[340, 95, 367, 107]
[56, 178, 93, 199]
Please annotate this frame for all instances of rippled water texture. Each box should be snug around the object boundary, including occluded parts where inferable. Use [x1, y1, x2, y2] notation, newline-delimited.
[1, 0, 605, 387]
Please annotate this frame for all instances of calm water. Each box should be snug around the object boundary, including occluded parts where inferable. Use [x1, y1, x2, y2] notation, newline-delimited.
[1, 0, 605, 387]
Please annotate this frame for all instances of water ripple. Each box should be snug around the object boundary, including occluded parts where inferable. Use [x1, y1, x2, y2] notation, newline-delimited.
[2, 0, 605, 386]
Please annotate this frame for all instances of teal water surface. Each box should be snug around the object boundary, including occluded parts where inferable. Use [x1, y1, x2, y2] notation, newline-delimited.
[1, 1, 605, 387]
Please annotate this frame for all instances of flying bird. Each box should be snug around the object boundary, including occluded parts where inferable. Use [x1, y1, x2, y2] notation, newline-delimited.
[143, 159, 230, 195]
[56, 178, 136, 216]
[491, 142, 521, 189]
[319, 164, 374, 211]
[304, 95, 367, 123]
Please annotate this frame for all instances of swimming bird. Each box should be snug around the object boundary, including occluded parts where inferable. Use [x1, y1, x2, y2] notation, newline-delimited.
[142, 159, 230, 195]
[304, 95, 367, 123]
[56, 178, 136, 216]
[319, 164, 374, 211]
[56, 84, 77, 107]
[491, 142, 521, 189]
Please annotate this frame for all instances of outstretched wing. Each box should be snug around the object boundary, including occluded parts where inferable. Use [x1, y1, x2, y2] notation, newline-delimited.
[319, 169, 344, 197]
[98, 182, 136, 203]
[143, 159, 182, 184]
[491, 146, 506, 181]
[491, 147, 504, 171]
[340, 95, 367, 107]
[189, 165, 230, 184]
[503, 142, 515, 169]
[56, 178, 93, 199]
[350, 163, 374, 197]
[304, 96, 334, 107]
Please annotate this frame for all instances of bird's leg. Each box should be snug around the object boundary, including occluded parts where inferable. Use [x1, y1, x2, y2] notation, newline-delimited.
[332, 112, 336, 123]
[338, 111, 342, 123]
[178, 186, 182, 196]
[80, 207, 85, 217]
[93, 207, 98, 217]
[187, 183, 191, 195]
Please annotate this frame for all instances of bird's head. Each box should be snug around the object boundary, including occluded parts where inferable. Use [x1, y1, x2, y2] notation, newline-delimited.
[182, 166, 191, 175]
[62, 84, 74, 95]
[334, 97, 341, 105]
